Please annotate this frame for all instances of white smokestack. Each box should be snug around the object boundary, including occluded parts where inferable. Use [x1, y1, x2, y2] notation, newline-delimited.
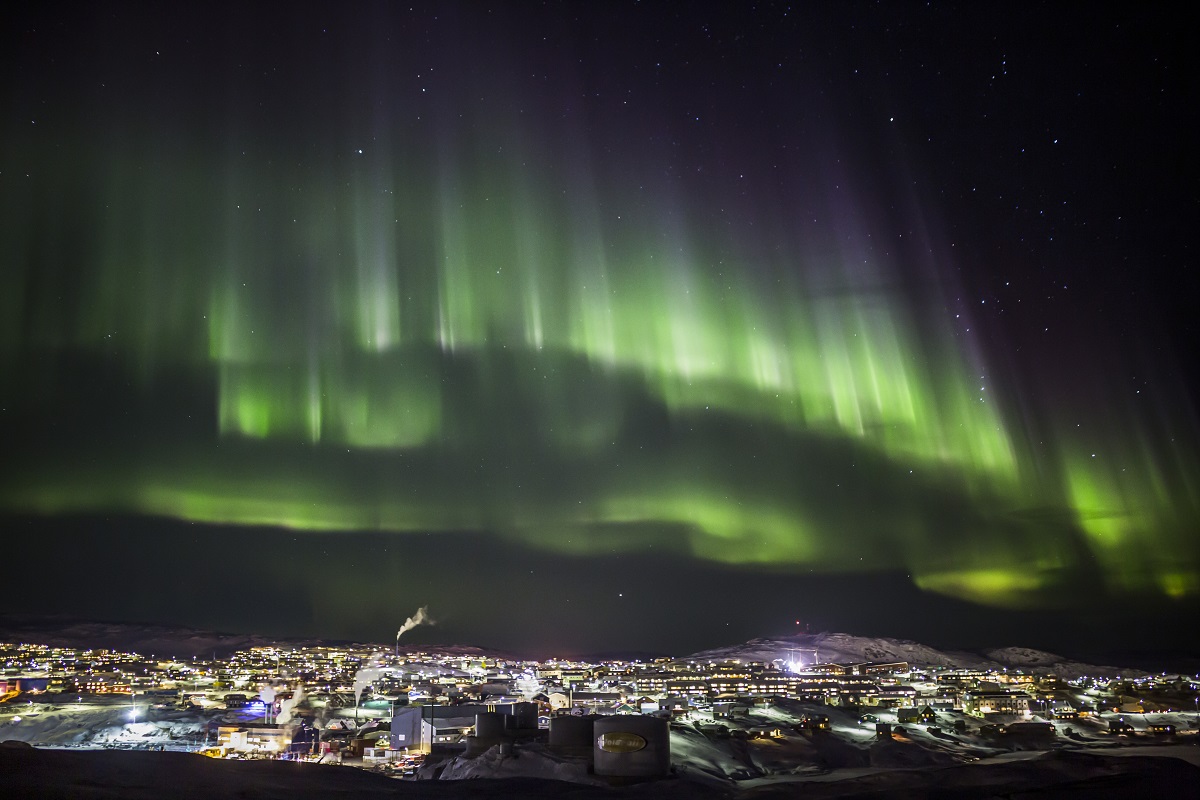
[259, 685, 277, 723]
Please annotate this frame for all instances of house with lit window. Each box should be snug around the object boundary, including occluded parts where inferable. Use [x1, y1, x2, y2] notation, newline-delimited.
[962, 690, 1031, 717]
[216, 722, 296, 754]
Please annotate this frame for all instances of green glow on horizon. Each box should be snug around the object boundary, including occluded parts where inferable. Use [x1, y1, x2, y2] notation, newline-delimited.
[1065, 453, 1200, 597]
[912, 569, 1051, 607]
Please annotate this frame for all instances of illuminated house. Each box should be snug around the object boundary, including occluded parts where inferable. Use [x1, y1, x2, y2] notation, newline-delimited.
[79, 674, 131, 694]
[835, 676, 880, 706]
[962, 691, 1031, 717]
[872, 685, 917, 708]
[216, 722, 296, 754]
[851, 662, 910, 675]
[1048, 701, 1077, 719]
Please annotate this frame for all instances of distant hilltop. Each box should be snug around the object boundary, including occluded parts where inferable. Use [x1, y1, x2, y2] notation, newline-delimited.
[0, 614, 518, 661]
[684, 632, 1149, 679]
[0, 614, 326, 659]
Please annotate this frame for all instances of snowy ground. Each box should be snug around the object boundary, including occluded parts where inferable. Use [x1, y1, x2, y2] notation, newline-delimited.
[667, 701, 1200, 788]
[0, 694, 263, 749]
[432, 743, 600, 783]
[5, 692, 1199, 795]
[403, 699, 1200, 791]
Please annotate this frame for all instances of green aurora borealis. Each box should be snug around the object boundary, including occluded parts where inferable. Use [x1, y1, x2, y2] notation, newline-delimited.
[1, 4, 1197, 644]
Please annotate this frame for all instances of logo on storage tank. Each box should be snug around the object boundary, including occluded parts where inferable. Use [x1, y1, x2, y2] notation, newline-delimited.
[597, 732, 647, 753]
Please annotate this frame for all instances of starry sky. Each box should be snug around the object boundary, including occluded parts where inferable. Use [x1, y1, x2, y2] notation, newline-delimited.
[1, 2, 1197, 658]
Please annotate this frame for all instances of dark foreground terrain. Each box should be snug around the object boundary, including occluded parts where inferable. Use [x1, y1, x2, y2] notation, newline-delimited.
[2, 743, 1199, 800]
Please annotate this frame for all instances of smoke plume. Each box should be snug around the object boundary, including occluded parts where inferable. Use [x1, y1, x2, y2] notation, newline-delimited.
[353, 657, 386, 709]
[277, 684, 305, 724]
[396, 605, 433, 642]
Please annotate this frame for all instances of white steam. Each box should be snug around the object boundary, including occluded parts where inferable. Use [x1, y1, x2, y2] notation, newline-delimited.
[277, 684, 305, 724]
[353, 657, 386, 708]
[396, 605, 433, 643]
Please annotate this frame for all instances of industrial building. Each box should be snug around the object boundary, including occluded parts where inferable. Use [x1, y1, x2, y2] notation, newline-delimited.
[389, 702, 538, 752]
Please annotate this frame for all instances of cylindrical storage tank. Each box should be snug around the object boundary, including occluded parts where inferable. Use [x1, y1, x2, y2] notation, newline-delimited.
[465, 735, 498, 757]
[550, 715, 596, 749]
[593, 715, 670, 778]
[509, 702, 538, 730]
[475, 712, 506, 739]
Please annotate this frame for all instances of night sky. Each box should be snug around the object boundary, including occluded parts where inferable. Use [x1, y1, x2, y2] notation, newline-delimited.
[1, 2, 1197, 659]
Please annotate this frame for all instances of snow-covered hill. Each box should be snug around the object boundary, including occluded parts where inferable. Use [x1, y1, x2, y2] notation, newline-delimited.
[683, 632, 987, 669]
[0, 615, 517, 661]
[0, 615, 329, 658]
[984, 647, 1139, 679]
[683, 633, 1144, 678]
